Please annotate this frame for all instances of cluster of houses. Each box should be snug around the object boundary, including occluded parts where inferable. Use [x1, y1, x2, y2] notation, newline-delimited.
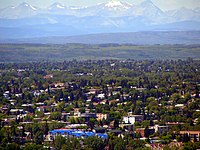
[1, 78, 200, 145]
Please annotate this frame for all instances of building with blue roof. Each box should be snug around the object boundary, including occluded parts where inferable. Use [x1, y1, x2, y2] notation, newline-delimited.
[48, 129, 108, 140]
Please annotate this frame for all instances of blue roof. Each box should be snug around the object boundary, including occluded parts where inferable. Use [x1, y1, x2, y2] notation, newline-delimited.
[49, 129, 108, 139]
[85, 132, 95, 137]
[72, 132, 84, 137]
[97, 133, 108, 139]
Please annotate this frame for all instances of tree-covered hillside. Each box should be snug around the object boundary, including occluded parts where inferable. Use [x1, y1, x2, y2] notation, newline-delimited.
[0, 44, 200, 63]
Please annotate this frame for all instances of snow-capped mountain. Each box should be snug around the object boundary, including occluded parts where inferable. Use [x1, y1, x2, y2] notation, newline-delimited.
[0, 0, 200, 39]
[103, 0, 132, 10]
[0, 0, 199, 22]
[66, 0, 134, 17]
[47, 2, 70, 15]
[91, 1, 133, 17]
[0, 2, 39, 19]
[48, 2, 66, 10]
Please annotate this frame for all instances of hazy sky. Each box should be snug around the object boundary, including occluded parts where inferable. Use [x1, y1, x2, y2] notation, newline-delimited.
[0, 0, 200, 11]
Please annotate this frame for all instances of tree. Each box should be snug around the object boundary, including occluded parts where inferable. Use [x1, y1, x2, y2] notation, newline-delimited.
[108, 137, 126, 150]
[23, 143, 44, 150]
[43, 119, 49, 135]
[84, 136, 106, 150]
[62, 138, 81, 150]
[54, 135, 66, 150]
[87, 118, 96, 130]
[163, 145, 177, 150]
[49, 112, 62, 121]
[5, 142, 20, 150]
[161, 134, 172, 144]
[34, 131, 43, 145]
[114, 140, 126, 150]
[183, 142, 198, 150]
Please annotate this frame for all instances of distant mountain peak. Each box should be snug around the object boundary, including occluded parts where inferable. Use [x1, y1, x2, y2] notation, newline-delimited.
[105, 0, 123, 7]
[19, 2, 29, 6]
[49, 2, 65, 9]
[18, 2, 37, 10]
[104, 0, 132, 10]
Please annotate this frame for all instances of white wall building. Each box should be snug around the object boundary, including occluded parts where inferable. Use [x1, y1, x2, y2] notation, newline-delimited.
[123, 115, 143, 124]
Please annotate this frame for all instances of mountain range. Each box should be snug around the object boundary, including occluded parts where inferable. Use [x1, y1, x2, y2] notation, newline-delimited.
[0, 0, 200, 40]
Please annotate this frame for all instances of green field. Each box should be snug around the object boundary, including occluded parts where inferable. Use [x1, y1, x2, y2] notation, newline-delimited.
[0, 44, 200, 62]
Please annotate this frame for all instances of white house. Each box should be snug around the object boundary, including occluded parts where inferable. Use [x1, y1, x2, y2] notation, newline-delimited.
[123, 115, 144, 124]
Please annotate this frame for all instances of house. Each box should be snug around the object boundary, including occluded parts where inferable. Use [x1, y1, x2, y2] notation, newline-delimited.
[135, 128, 145, 138]
[96, 113, 109, 121]
[175, 104, 184, 108]
[1, 105, 9, 114]
[136, 125, 168, 138]
[36, 106, 51, 113]
[97, 93, 105, 99]
[35, 102, 45, 106]
[21, 104, 34, 112]
[73, 108, 81, 116]
[154, 125, 169, 135]
[100, 100, 107, 105]
[178, 131, 200, 142]
[61, 113, 68, 121]
[24, 132, 32, 141]
[110, 121, 116, 129]
[123, 115, 144, 124]
[15, 93, 22, 98]
[66, 124, 87, 129]
[3, 91, 10, 99]
[93, 102, 99, 106]
[119, 124, 134, 132]
[33, 118, 42, 122]
[80, 113, 97, 122]
[93, 127, 106, 133]
[50, 82, 65, 90]
[88, 88, 100, 95]
[43, 74, 53, 79]
[2, 118, 16, 126]
[54, 82, 65, 88]
[109, 130, 123, 137]
[9, 99, 17, 106]
[146, 127, 156, 137]
[149, 143, 164, 150]
[166, 122, 184, 126]
[34, 91, 42, 97]
[10, 109, 24, 115]
[109, 99, 118, 105]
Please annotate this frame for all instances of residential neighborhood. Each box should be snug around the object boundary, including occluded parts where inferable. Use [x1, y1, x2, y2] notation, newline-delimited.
[0, 59, 200, 149]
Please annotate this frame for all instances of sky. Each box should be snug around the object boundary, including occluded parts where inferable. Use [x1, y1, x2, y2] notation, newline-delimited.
[0, 0, 200, 11]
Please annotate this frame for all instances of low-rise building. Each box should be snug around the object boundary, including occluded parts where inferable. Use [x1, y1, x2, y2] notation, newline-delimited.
[154, 125, 169, 135]
[123, 115, 144, 124]
[96, 113, 109, 121]
[179, 131, 200, 142]
[119, 124, 134, 132]
[135, 128, 145, 138]
[48, 128, 108, 140]
[80, 113, 97, 122]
